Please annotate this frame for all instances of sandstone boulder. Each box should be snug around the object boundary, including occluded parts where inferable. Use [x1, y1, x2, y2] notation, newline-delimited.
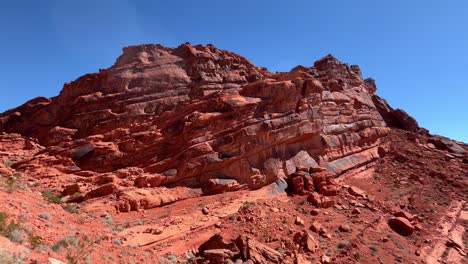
[388, 217, 414, 236]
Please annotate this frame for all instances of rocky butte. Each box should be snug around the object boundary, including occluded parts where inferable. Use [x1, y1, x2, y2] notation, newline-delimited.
[0, 43, 466, 264]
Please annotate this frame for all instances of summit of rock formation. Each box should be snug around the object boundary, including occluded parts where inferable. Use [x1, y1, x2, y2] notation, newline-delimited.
[0, 43, 466, 264]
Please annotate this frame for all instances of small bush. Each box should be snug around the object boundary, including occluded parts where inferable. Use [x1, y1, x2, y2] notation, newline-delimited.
[369, 245, 378, 256]
[39, 212, 52, 220]
[29, 235, 43, 249]
[136, 219, 144, 226]
[113, 225, 124, 231]
[337, 241, 350, 250]
[64, 204, 79, 214]
[353, 251, 361, 260]
[160, 209, 171, 219]
[52, 234, 95, 264]
[42, 189, 62, 204]
[185, 251, 195, 260]
[166, 254, 177, 262]
[0, 212, 22, 239]
[102, 216, 114, 226]
[9, 229, 26, 244]
[4, 173, 25, 193]
[242, 201, 256, 209]
[228, 214, 236, 222]
[30, 182, 41, 188]
[275, 247, 285, 254]
[4, 161, 14, 167]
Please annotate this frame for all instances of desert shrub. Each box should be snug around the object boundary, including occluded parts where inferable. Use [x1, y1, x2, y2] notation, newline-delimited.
[64, 204, 79, 214]
[9, 229, 26, 244]
[160, 209, 171, 218]
[102, 216, 114, 226]
[29, 235, 43, 249]
[369, 245, 378, 256]
[42, 189, 62, 204]
[353, 251, 361, 260]
[113, 225, 124, 231]
[52, 234, 95, 264]
[3, 173, 26, 193]
[242, 201, 256, 209]
[166, 254, 177, 262]
[337, 241, 350, 250]
[39, 212, 52, 220]
[0, 212, 22, 239]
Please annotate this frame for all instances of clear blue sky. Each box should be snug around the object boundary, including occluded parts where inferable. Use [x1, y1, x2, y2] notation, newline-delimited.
[1, 0, 467, 142]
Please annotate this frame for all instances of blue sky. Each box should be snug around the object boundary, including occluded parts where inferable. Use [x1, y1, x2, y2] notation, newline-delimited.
[1, 0, 467, 142]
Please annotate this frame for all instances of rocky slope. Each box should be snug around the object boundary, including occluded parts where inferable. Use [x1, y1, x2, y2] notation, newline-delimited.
[0, 43, 466, 264]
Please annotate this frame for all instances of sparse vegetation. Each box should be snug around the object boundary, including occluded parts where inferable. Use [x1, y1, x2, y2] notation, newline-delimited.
[113, 225, 124, 231]
[185, 251, 195, 260]
[42, 189, 62, 204]
[103, 216, 114, 226]
[337, 241, 350, 250]
[353, 251, 360, 260]
[369, 245, 378, 256]
[29, 235, 43, 249]
[78, 216, 87, 225]
[9, 229, 26, 244]
[39, 212, 52, 220]
[0, 212, 22, 240]
[441, 250, 449, 258]
[242, 201, 256, 209]
[64, 204, 79, 214]
[52, 234, 95, 264]
[160, 209, 171, 218]
[30, 182, 41, 187]
[229, 214, 236, 222]
[1, 212, 44, 252]
[3, 173, 26, 193]
[275, 247, 285, 254]
[4, 161, 14, 167]
[136, 219, 144, 226]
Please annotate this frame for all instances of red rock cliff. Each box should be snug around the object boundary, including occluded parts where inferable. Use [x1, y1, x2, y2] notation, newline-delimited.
[0, 43, 410, 195]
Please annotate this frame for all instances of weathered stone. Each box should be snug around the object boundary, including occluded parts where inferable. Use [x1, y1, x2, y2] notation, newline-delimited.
[234, 235, 283, 263]
[84, 183, 118, 199]
[319, 185, 338, 196]
[62, 183, 80, 196]
[348, 186, 365, 197]
[295, 216, 305, 226]
[307, 193, 335, 208]
[310, 221, 322, 233]
[338, 224, 351, 232]
[394, 210, 414, 221]
[0, 43, 390, 194]
[388, 217, 414, 236]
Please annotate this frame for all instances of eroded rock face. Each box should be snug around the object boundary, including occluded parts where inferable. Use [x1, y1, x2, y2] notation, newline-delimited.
[0, 43, 402, 207]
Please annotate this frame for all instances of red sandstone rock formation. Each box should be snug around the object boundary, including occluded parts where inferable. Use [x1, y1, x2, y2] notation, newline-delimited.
[0, 44, 399, 197]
